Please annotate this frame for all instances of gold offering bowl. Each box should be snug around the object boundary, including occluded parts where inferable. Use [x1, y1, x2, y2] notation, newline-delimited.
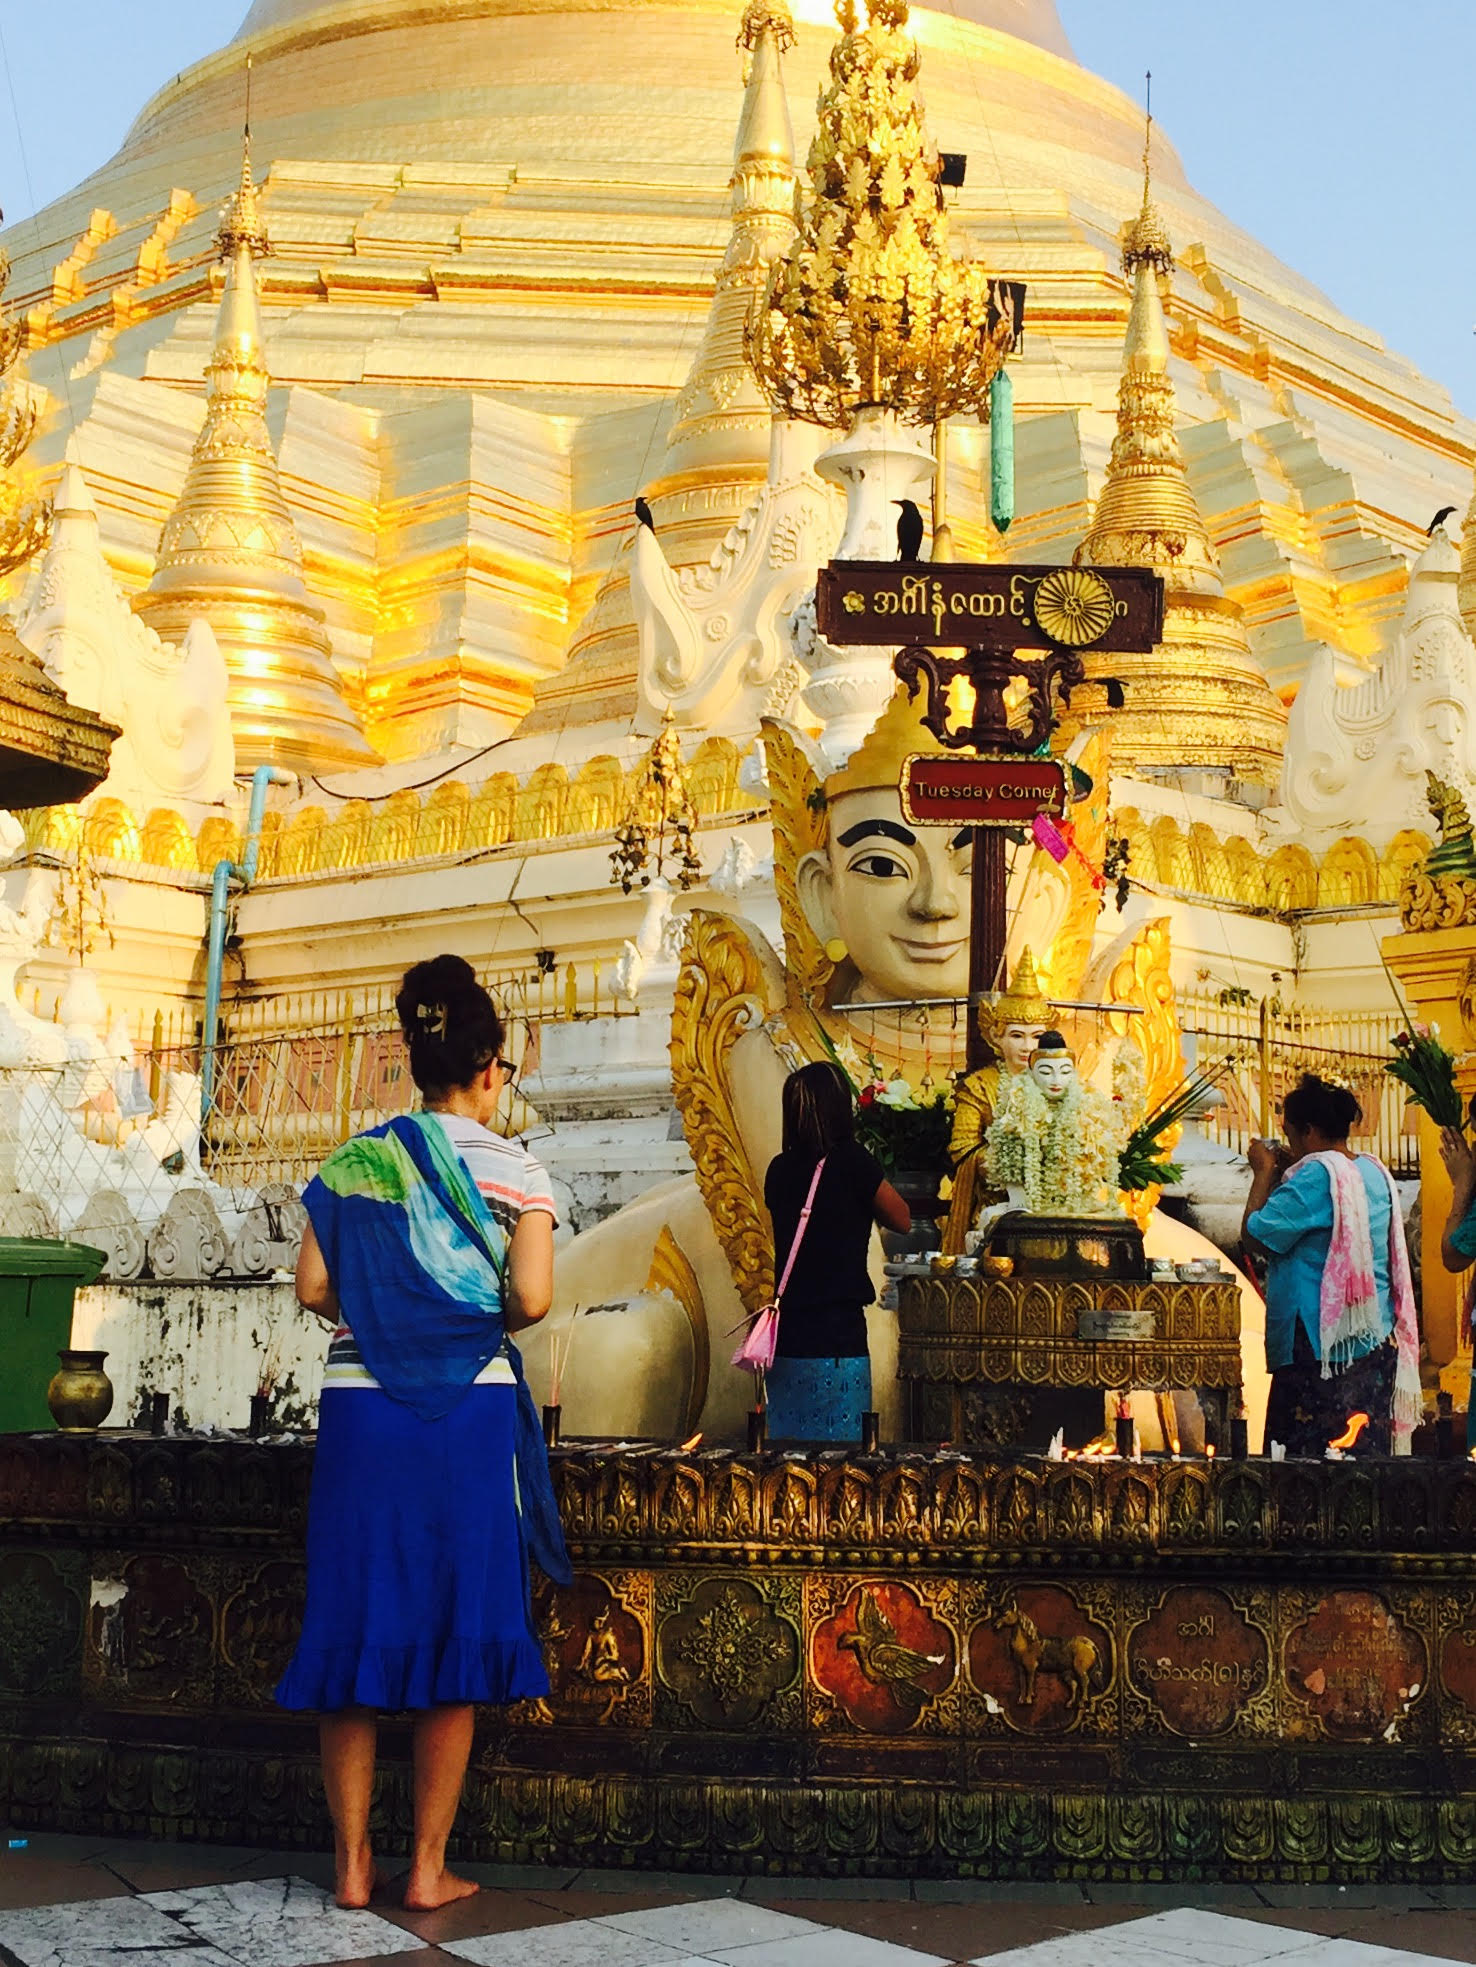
[980, 1254, 1014, 1279]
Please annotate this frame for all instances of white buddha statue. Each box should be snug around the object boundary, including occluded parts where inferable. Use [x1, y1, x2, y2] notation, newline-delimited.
[982, 1030, 1136, 1220]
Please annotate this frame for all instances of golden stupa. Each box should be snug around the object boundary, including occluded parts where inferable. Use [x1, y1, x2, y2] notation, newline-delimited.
[3, 0, 1470, 766]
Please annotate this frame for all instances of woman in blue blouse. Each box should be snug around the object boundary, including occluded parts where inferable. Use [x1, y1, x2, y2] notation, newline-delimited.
[1242, 1075, 1405, 1456]
[1439, 1117, 1476, 1445]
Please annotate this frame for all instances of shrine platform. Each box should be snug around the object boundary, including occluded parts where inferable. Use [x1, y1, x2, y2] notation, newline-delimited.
[3, 1432, 1476, 1882]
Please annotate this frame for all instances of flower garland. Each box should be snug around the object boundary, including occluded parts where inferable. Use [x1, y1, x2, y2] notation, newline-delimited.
[985, 1068, 1130, 1217]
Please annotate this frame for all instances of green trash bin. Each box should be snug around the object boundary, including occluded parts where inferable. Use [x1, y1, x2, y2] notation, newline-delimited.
[0, 1238, 108, 1433]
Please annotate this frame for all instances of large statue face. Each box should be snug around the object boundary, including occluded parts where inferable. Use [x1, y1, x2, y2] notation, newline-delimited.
[798, 788, 971, 1004]
[996, 1020, 1047, 1073]
[1030, 1050, 1076, 1103]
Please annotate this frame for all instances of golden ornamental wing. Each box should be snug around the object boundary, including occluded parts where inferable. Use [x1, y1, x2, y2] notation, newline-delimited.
[670, 909, 780, 1313]
[760, 718, 834, 1008]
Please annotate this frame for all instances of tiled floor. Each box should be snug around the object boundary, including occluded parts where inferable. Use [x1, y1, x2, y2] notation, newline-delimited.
[0, 1835, 1471, 1967]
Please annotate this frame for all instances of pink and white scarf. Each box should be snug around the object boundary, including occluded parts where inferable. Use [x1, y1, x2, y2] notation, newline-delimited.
[1306, 1150, 1420, 1453]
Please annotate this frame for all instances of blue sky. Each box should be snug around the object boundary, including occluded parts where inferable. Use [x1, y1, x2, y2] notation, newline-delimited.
[1, 1, 1471, 414]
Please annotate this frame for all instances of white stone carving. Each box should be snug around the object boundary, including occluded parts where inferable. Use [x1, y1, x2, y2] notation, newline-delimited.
[231, 1182, 308, 1278]
[0, 865, 64, 1068]
[0, 1191, 57, 1238]
[1269, 525, 1476, 852]
[17, 464, 236, 816]
[72, 1189, 148, 1281]
[612, 880, 689, 1003]
[709, 836, 774, 896]
[147, 1189, 230, 1281]
[632, 420, 842, 738]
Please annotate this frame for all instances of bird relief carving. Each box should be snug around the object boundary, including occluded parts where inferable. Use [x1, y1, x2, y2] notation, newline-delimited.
[632, 421, 843, 739]
[1270, 521, 1476, 852]
[17, 465, 235, 813]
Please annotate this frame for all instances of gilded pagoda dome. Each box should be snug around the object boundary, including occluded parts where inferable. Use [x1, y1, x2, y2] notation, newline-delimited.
[3, 0, 1469, 764]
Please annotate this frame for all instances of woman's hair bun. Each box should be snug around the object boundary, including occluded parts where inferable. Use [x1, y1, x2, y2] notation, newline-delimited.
[395, 954, 504, 1097]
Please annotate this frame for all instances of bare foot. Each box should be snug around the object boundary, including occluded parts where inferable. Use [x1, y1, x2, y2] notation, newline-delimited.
[334, 1846, 378, 1910]
[403, 1865, 480, 1910]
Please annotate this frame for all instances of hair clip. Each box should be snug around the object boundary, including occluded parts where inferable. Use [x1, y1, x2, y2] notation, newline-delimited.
[415, 1001, 448, 1039]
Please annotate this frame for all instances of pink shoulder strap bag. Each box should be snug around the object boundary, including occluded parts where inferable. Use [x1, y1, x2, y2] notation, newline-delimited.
[731, 1156, 826, 1373]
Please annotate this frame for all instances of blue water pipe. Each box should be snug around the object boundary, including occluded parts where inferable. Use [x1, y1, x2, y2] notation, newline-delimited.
[201, 764, 293, 1126]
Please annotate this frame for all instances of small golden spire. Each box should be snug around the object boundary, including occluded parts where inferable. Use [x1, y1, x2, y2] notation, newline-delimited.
[1076, 139, 1213, 584]
[1122, 77, 1172, 278]
[134, 107, 375, 771]
[1071, 99, 1287, 785]
[747, 0, 1012, 428]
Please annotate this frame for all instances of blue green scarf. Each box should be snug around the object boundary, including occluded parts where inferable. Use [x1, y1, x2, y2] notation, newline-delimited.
[304, 1112, 570, 1584]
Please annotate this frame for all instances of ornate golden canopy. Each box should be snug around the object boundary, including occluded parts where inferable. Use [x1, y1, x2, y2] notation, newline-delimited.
[0, 620, 118, 809]
[746, 0, 1014, 428]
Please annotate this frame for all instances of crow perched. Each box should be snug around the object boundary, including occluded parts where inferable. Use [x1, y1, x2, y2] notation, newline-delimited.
[1430, 505, 1458, 535]
[634, 496, 655, 531]
[894, 499, 925, 562]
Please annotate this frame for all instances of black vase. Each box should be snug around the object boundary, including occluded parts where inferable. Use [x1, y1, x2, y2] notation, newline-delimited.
[883, 1168, 945, 1257]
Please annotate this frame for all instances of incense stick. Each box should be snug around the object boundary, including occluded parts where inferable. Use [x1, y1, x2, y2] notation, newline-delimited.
[549, 1303, 581, 1407]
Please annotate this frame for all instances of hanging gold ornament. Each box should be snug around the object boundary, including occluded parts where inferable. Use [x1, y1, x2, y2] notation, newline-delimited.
[610, 713, 705, 896]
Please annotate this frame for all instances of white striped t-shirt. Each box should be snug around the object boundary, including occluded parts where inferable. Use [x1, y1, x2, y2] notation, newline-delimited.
[322, 1114, 557, 1392]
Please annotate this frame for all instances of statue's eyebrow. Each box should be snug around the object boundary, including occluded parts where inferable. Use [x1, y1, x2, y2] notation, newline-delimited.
[837, 819, 917, 849]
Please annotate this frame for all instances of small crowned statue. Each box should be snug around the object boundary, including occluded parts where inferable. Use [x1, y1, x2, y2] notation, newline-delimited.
[982, 1030, 1138, 1220]
[940, 948, 1058, 1252]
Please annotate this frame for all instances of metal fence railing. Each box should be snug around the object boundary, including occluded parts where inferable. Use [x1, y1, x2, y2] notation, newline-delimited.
[1177, 991, 1416, 1177]
[3, 958, 636, 1207]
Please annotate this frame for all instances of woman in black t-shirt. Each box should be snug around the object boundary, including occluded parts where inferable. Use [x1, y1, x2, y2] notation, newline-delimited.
[763, 1062, 912, 1442]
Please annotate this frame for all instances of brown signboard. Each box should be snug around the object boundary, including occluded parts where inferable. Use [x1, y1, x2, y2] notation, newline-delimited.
[901, 753, 1067, 828]
[816, 561, 1165, 653]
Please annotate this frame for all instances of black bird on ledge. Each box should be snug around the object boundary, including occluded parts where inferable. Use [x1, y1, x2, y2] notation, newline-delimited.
[635, 496, 655, 531]
[894, 498, 925, 562]
[1430, 505, 1458, 535]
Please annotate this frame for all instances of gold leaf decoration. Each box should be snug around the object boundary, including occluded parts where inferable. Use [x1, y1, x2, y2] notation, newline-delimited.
[761, 719, 833, 1007]
[1033, 568, 1117, 649]
[670, 910, 776, 1313]
[646, 1225, 710, 1435]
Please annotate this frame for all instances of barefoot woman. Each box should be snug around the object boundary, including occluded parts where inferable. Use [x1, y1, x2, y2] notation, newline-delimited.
[277, 955, 569, 1909]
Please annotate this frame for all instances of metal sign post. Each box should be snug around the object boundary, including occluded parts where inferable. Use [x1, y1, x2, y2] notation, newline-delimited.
[816, 560, 1166, 1070]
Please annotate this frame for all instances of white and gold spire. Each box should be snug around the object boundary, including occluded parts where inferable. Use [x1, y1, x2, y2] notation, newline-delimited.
[134, 127, 376, 772]
[639, 0, 800, 556]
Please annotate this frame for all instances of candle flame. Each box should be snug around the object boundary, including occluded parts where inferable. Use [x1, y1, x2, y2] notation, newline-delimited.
[680, 1431, 703, 1451]
[1206, 1444, 1216, 1459]
[1329, 1412, 1370, 1451]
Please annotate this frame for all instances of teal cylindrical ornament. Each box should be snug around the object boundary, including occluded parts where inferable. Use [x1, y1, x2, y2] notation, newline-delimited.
[990, 368, 1015, 534]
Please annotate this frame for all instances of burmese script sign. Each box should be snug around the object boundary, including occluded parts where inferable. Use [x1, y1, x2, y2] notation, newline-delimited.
[902, 753, 1067, 828]
[816, 561, 1165, 653]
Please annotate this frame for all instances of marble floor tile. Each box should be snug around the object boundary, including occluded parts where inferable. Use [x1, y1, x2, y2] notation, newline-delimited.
[142, 1874, 420, 1965]
[966, 1911, 1470, 1967]
[0, 1893, 238, 1967]
[1273, 1946, 1462, 1966]
[440, 1920, 711, 1967]
[706, 1932, 949, 1967]
[598, 1901, 821, 1953]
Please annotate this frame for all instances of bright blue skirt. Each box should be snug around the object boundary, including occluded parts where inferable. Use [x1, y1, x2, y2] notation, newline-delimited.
[276, 1382, 550, 1713]
[766, 1355, 871, 1443]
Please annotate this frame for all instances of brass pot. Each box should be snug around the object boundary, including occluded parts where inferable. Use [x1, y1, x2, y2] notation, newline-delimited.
[47, 1349, 114, 1433]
